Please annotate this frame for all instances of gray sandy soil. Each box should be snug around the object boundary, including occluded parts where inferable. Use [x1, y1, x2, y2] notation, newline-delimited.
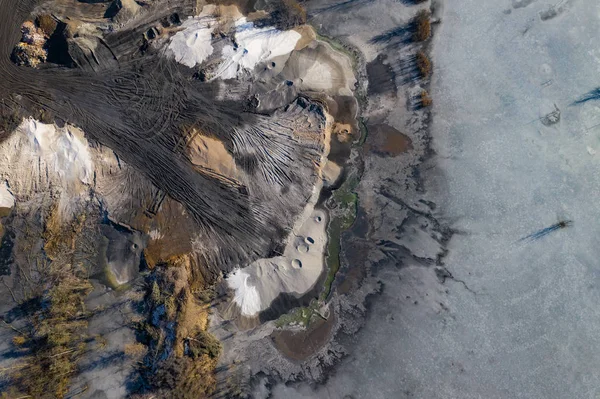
[270, 0, 600, 398]
[3, 0, 599, 397]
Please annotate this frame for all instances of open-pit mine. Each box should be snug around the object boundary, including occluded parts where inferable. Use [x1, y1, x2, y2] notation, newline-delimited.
[2, 0, 598, 398]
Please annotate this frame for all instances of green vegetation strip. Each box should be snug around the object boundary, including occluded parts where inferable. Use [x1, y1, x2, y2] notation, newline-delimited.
[313, 31, 360, 68]
[274, 175, 360, 328]
[274, 299, 321, 328]
[321, 175, 359, 301]
[276, 30, 367, 328]
[357, 117, 369, 146]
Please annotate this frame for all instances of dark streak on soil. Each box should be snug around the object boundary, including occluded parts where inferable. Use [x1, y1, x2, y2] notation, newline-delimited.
[0, 221, 15, 276]
[335, 205, 369, 295]
[366, 54, 396, 96]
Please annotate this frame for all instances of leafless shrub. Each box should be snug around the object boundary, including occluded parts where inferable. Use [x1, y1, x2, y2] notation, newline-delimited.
[0, 108, 21, 139]
[416, 50, 431, 77]
[36, 14, 57, 37]
[152, 355, 218, 399]
[414, 10, 431, 42]
[421, 90, 433, 107]
[269, 0, 307, 30]
[124, 343, 148, 358]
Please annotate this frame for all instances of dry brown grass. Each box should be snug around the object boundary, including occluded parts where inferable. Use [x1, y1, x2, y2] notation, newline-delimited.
[36, 14, 57, 37]
[133, 254, 219, 397]
[162, 255, 191, 296]
[153, 355, 218, 399]
[174, 290, 209, 357]
[272, 0, 307, 30]
[414, 10, 431, 42]
[125, 343, 148, 358]
[6, 207, 94, 399]
[416, 50, 431, 78]
[0, 388, 24, 399]
[421, 90, 433, 107]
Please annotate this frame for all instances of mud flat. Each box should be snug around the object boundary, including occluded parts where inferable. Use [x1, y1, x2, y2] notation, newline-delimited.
[271, 304, 335, 361]
[366, 123, 413, 156]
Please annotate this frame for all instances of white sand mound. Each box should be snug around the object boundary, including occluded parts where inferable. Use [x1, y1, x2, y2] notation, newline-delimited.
[227, 209, 327, 317]
[228, 268, 262, 315]
[0, 181, 14, 209]
[0, 118, 100, 218]
[168, 11, 301, 79]
[168, 16, 216, 68]
[0, 118, 157, 227]
[24, 118, 93, 184]
[215, 18, 301, 79]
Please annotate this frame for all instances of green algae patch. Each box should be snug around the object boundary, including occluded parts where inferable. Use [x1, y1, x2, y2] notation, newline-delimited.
[275, 299, 322, 328]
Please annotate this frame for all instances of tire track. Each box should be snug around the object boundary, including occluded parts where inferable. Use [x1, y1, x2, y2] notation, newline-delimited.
[0, 0, 325, 269]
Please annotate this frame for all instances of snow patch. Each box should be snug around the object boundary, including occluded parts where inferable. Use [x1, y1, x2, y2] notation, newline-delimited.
[227, 268, 262, 316]
[168, 16, 216, 68]
[0, 181, 14, 209]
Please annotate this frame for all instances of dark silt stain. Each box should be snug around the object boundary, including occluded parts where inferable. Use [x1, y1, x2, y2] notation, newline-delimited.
[350, 203, 369, 239]
[336, 240, 367, 295]
[540, 7, 559, 21]
[366, 54, 397, 96]
[0, 224, 15, 276]
[271, 307, 335, 361]
[325, 95, 358, 126]
[336, 206, 369, 295]
[366, 124, 413, 156]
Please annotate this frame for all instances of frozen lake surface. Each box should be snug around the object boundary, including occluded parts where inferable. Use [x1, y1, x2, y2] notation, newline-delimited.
[276, 0, 600, 397]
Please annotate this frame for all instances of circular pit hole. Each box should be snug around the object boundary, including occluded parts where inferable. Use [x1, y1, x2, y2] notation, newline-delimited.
[292, 259, 302, 268]
[305, 237, 315, 245]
